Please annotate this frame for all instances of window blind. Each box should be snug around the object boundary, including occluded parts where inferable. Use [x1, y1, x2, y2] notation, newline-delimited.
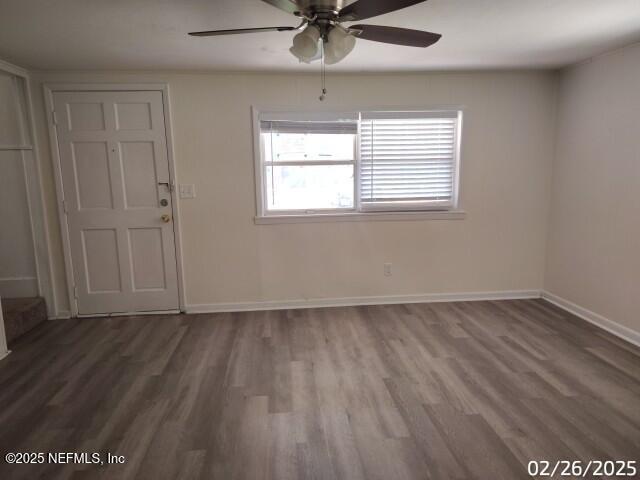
[359, 112, 459, 208]
[260, 120, 358, 135]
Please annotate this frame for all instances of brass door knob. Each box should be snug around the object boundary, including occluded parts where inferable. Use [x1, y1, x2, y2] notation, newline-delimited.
[161, 214, 171, 223]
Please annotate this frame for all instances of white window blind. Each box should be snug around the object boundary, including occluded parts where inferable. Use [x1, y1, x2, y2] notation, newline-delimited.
[359, 111, 459, 209]
[260, 120, 357, 135]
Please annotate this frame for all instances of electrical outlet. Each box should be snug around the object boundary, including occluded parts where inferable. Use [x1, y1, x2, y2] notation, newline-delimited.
[384, 263, 392, 276]
[179, 184, 196, 199]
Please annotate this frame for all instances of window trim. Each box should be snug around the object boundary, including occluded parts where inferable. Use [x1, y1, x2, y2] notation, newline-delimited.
[254, 210, 467, 224]
[252, 106, 464, 222]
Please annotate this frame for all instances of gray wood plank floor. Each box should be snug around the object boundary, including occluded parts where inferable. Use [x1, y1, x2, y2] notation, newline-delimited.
[0, 299, 638, 479]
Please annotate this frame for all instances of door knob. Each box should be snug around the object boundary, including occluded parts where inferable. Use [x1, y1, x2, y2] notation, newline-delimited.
[161, 214, 171, 223]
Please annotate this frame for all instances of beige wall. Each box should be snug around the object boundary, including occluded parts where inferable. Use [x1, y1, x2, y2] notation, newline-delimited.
[546, 43, 640, 334]
[30, 71, 557, 313]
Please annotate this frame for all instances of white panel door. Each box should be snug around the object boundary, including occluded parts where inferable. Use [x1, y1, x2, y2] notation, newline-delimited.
[53, 91, 179, 315]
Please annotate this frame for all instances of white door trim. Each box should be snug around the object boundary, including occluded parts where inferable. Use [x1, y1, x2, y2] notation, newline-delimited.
[43, 83, 187, 317]
[0, 297, 10, 361]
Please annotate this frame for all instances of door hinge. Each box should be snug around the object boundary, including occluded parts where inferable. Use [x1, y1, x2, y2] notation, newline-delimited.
[62, 199, 68, 214]
[52, 110, 58, 125]
[73, 285, 78, 299]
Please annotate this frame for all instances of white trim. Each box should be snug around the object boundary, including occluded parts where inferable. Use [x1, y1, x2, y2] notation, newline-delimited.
[0, 58, 28, 77]
[42, 82, 173, 92]
[43, 82, 187, 316]
[43, 85, 77, 316]
[252, 106, 265, 217]
[0, 297, 10, 361]
[48, 310, 72, 320]
[0, 145, 33, 151]
[255, 209, 466, 224]
[0, 277, 39, 297]
[253, 104, 467, 115]
[77, 309, 180, 318]
[541, 291, 640, 348]
[185, 289, 541, 314]
[452, 110, 463, 210]
[160, 84, 188, 313]
[22, 76, 57, 317]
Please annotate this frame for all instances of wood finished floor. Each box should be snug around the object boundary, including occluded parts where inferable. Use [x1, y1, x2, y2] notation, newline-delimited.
[0, 299, 638, 480]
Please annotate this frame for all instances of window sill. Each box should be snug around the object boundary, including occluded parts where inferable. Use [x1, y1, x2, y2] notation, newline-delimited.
[254, 210, 466, 225]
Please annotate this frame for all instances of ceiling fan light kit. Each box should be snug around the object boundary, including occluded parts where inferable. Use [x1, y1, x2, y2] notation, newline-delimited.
[189, 0, 441, 98]
[324, 26, 356, 65]
[290, 25, 321, 62]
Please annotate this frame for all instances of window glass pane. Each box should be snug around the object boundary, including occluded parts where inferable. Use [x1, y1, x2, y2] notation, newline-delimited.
[265, 164, 354, 210]
[263, 132, 354, 162]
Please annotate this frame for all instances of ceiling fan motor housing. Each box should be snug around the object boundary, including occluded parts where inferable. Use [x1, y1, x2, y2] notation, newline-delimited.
[294, 0, 350, 17]
[294, 0, 351, 38]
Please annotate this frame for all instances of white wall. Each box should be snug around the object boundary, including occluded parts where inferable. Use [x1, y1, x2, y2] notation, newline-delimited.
[30, 71, 557, 314]
[546, 43, 640, 335]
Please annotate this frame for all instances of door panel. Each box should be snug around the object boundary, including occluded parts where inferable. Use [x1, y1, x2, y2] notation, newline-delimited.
[115, 102, 152, 130]
[128, 227, 166, 291]
[82, 228, 121, 293]
[72, 141, 113, 210]
[120, 141, 158, 208]
[67, 102, 105, 131]
[54, 90, 179, 315]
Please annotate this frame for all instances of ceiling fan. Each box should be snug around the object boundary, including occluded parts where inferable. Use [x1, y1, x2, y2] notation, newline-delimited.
[188, 0, 441, 65]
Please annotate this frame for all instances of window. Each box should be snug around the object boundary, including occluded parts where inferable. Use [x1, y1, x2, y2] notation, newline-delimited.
[255, 109, 462, 219]
[260, 116, 358, 212]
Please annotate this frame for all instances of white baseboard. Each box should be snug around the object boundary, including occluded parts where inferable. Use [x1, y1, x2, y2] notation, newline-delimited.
[541, 291, 640, 348]
[77, 309, 180, 318]
[48, 310, 71, 320]
[185, 290, 542, 314]
[40, 291, 639, 349]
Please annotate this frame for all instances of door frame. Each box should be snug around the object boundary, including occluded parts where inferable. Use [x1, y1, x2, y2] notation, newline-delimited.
[43, 83, 186, 317]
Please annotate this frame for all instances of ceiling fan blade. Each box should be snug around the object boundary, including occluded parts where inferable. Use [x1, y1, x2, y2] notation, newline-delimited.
[260, 0, 300, 15]
[350, 25, 441, 47]
[338, 0, 428, 21]
[189, 26, 297, 37]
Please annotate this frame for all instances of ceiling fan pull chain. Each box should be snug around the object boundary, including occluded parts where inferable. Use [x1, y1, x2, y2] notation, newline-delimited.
[319, 40, 327, 101]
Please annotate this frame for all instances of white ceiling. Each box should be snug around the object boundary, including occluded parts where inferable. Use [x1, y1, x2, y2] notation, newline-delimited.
[1, 0, 639, 72]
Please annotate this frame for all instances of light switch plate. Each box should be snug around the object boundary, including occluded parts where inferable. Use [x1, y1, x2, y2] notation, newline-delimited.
[179, 184, 196, 199]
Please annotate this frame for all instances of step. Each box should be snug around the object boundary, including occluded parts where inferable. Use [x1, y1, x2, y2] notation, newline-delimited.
[2, 297, 47, 346]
